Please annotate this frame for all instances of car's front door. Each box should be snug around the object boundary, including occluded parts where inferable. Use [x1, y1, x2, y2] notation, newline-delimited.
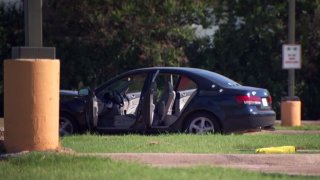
[93, 73, 148, 129]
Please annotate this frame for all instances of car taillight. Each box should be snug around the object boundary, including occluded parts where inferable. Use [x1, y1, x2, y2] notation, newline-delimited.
[236, 95, 261, 105]
[267, 96, 272, 104]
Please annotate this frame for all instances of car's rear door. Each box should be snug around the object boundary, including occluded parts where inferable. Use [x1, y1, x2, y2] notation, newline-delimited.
[174, 75, 198, 115]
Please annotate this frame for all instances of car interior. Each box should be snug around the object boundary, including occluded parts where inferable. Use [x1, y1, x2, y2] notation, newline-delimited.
[94, 73, 198, 129]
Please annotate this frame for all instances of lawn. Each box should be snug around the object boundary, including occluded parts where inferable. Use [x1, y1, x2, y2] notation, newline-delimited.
[0, 152, 317, 180]
[275, 123, 320, 130]
[61, 133, 320, 153]
[1, 121, 320, 179]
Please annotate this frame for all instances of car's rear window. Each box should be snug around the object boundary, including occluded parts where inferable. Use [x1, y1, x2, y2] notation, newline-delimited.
[177, 76, 197, 91]
[195, 69, 241, 87]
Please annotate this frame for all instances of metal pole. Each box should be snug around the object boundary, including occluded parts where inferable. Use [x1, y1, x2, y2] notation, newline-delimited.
[288, 0, 295, 97]
[24, 0, 42, 47]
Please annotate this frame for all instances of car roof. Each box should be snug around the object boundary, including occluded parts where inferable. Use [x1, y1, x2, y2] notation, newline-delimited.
[95, 67, 240, 92]
[127, 67, 240, 88]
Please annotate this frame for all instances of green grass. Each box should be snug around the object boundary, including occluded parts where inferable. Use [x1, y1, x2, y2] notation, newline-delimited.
[275, 124, 320, 130]
[61, 133, 320, 153]
[1, 133, 320, 179]
[1, 123, 320, 179]
[0, 153, 317, 180]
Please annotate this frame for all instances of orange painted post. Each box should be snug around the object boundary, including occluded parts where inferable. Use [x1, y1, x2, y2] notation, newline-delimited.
[281, 99, 301, 126]
[4, 59, 60, 153]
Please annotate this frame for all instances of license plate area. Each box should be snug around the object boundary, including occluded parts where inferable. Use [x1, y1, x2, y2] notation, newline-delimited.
[261, 98, 268, 107]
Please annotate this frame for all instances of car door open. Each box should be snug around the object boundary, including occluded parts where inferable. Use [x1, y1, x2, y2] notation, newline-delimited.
[92, 74, 148, 130]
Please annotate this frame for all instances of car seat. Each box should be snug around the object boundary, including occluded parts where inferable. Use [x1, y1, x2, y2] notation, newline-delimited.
[156, 81, 176, 124]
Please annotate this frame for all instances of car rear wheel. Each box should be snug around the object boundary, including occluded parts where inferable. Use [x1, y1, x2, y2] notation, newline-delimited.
[184, 112, 221, 134]
[59, 114, 78, 136]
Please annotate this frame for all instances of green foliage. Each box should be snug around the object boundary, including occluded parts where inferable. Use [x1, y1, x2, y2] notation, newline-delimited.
[187, 0, 320, 119]
[0, 1, 320, 119]
[0, 2, 23, 116]
[0, 2, 24, 92]
[42, 0, 209, 88]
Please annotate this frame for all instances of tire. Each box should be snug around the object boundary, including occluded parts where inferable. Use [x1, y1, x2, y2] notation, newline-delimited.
[59, 114, 78, 136]
[184, 112, 221, 134]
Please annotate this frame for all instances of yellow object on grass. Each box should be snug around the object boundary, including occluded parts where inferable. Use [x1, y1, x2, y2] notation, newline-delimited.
[255, 146, 296, 154]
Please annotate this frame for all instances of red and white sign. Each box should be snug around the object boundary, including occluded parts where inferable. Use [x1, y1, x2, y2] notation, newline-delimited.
[282, 44, 301, 69]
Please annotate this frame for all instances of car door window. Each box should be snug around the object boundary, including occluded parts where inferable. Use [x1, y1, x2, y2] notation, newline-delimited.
[175, 76, 198, 113]
[122, 75, 146, 115]
[96, 74, 147, 128]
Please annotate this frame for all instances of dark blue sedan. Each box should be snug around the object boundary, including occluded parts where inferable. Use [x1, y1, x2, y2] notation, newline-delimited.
[59, 67, 275, 135]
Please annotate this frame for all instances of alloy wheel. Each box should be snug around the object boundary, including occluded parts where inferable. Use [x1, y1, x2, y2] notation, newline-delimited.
[59, 116, 74, 136]
[188, 117, 215, 134]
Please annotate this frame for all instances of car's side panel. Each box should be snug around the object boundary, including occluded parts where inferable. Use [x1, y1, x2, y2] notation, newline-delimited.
[60, 96, 87, 130]
[181, 96, 226, 123]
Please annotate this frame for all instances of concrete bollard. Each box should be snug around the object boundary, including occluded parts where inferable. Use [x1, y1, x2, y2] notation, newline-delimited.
[281, 97, 301, 126]
[4, 59, 60, 153]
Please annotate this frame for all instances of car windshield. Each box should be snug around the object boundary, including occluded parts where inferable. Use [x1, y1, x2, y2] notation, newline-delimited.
[97, 78, 132, 97]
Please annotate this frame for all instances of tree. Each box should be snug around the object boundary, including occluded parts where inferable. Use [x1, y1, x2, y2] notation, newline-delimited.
[42, 0, 210, 89]
[0, 2, 24, 92]
[187, 0, 320, 119]
[0, 2, 24, 117]
[2, 1, 319, 119]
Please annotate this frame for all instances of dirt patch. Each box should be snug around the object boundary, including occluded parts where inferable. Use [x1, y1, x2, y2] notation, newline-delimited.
[86, 153, 320, 176]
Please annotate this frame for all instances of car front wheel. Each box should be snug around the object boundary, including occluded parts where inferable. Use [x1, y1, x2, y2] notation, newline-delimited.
[184, 112, 221, 134]
[59, 115, 77, 136]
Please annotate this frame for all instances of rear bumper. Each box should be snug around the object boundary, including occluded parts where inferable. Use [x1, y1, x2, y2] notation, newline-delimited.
[223, 112, 276, 133]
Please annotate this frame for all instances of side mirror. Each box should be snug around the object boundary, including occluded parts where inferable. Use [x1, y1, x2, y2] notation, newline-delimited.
[78, 88, 90, 96]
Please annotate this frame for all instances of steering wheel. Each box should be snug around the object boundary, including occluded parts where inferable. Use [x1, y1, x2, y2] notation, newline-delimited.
[112, 90, 124, 107]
